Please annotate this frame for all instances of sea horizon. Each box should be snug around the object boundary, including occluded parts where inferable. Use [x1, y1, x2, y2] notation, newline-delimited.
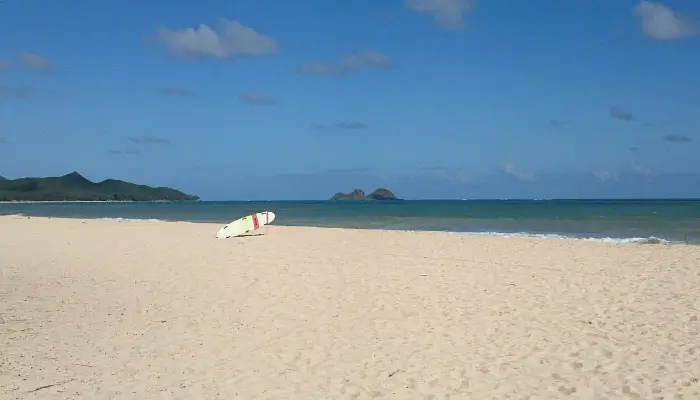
[3, 197, 700, 203]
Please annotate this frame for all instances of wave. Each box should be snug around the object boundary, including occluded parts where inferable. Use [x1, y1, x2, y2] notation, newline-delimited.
[586, 236, 670, 244]
[446, 230, 673, 245]
[4, 213, 28, 218]
[98, 217, 164, 223]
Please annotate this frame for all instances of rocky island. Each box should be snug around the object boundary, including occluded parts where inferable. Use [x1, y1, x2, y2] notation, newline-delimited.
[0, 172, 199, 202]
[330, 188, 399, 201]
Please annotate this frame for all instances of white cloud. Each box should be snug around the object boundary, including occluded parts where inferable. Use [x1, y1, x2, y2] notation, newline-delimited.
[441, 169, 473, 184]
[630, 159, 652, 175]
[311, 121, 368, 130]
[239, 92, 277, 106]
[129, 135, 170, 145]
[593, 170, 618, 183]
[154, 19, 277, 59]
[405, 0, 476, 29]
[158, 87, 194, 97]
[298, 51, 392, 76]
[502, 163, 535, 182]
[633, 1, 699, 40]
[19, 53, 51, 71]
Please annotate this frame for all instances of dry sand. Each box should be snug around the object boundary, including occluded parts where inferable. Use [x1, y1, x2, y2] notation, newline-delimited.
[1, 215, 699, 399]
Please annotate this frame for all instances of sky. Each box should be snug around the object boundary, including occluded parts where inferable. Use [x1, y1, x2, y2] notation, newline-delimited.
[1, 0, 699, 200]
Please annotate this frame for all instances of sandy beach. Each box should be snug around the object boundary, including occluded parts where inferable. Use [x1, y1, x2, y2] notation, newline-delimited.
[1, 216, 699, 399]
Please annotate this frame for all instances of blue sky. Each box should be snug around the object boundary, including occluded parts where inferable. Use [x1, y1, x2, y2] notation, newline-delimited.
[1, 0, 699, 200]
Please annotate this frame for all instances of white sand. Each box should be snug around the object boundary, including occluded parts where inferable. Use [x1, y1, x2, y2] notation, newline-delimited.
[1, 216, 699, 399]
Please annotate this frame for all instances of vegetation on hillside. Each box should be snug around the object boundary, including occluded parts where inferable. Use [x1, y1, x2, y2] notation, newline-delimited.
[330, 188, 399, 201]
[0, 172, 199, 201]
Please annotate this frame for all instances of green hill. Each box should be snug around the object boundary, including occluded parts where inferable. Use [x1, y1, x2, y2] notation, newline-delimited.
[0, 172, 199, 202]
[330, 188, 399, 201]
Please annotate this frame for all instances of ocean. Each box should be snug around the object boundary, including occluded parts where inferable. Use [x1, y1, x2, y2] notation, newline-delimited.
[2, 199, 699, 244]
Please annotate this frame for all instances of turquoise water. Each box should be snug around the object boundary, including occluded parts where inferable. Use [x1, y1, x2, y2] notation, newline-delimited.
[1, 199, 699, 244]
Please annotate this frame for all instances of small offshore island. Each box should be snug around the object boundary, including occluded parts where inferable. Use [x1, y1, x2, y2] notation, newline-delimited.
[0, 172, 198, 202]
[330, 188, 399, 201]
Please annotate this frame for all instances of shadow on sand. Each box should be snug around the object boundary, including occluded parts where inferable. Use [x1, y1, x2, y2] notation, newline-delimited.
[236, 233, 267, 238]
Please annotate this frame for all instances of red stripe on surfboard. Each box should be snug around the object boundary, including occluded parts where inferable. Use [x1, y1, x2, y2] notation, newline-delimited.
[252, 214, 260, 230]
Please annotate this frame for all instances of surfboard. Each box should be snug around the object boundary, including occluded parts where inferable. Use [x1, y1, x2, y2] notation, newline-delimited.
[216, 211, 276, 238]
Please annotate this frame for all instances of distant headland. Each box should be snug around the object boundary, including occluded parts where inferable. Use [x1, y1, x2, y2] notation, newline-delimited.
[0, 172, 199, 202]
[330, 188, 400, 201]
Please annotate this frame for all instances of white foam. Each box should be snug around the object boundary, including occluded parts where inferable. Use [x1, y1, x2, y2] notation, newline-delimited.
[98, 217, 164, 223]
[99, 217, 125, 222]
[4, 213, 28, 219]
[446, 230, 673, 244]
[585, 236, 670, 245]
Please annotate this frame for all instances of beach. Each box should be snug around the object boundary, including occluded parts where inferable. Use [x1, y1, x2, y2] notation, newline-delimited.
[1, 216, 699, 399]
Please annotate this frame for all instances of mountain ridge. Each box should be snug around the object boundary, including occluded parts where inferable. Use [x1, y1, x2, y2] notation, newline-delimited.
[0, 171, 199, 202]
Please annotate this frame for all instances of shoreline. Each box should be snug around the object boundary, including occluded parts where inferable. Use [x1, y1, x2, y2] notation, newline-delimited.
[0, 214, 688, 245]
[0, 200, 197, 204]
[0, 201, 135, 204]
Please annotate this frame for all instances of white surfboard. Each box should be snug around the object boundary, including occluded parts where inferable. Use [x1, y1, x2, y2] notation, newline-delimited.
[216, 211, 276, 238]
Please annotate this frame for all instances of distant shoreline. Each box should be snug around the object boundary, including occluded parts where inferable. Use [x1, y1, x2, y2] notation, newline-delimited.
[0, 200, 195, 204]
[0, 171, 199, 202]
